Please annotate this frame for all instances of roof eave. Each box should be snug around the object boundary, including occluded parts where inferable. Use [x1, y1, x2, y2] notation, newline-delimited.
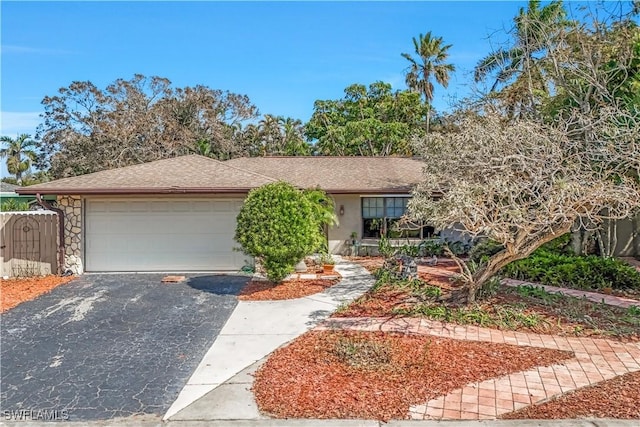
[17, 186, 424, 196]
[16, 187, 254, 196]
[324, 187, 415, 195]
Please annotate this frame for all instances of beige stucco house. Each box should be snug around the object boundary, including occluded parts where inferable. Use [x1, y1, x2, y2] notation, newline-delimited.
[17, 155, 427, 274]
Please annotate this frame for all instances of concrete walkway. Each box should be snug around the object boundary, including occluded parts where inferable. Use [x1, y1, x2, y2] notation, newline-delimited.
[318, 317, 640, 420]
[164, 259, 375, 420]
[502, 278, 640, 309]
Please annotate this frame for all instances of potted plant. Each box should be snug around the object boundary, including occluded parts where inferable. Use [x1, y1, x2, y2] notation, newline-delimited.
[320, 253, 336, 273]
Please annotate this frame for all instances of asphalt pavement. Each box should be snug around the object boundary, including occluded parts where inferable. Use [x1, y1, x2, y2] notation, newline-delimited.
[0, 273, 247, 421]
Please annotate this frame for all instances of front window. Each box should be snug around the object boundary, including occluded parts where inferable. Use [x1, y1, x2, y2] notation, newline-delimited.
[361, 196, 434, 239]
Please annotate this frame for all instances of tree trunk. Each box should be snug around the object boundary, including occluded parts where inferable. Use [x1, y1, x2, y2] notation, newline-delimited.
[570, 227, 583, 255]
[468, 250, 517, 303]
[633, 215, 640, 258]
[465, 224, 573, 302]
[426, 109, 431, 134]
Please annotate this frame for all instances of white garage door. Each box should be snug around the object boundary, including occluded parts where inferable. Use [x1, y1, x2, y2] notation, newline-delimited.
[85, 199, 247, 272]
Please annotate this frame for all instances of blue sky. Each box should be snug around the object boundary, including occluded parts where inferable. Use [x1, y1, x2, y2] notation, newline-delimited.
[1, 1, 532, 141]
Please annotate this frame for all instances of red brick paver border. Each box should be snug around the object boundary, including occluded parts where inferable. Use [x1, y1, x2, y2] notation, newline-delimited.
[502, 278, 640, 309]
[317, 317, 640, 420]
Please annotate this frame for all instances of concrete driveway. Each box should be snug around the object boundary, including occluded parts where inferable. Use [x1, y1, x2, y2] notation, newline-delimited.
[0, 273, 248, 421]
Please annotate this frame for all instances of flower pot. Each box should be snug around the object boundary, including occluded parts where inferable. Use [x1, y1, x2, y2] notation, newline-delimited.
[323, 264, 335, 274]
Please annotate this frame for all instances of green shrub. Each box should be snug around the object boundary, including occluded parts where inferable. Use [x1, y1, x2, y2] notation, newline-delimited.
[377, 235, 395, 258]
[302, 187, 338, 251]
[503, 250, 640, 291]
[1, 199, 30, 212]
[540, 233, 573, 255]
[445, 240, 469, 256]
[419, 239, 444, 256]
[398, 242, 421, 257]
[235, 182, 325, 282]
[468, 239, 504, 264]
[468, 234, 572, 267]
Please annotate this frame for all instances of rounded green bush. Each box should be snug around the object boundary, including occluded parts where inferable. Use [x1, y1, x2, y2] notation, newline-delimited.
[235, 182, 327, 282]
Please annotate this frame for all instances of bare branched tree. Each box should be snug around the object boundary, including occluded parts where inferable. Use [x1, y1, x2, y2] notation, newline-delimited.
[410, 111, 640, 302]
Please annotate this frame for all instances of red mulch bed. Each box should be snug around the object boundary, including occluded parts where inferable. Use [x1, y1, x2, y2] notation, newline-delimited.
[334, 287, 409, 317]
[253, 330, 573, 420]
[239, 277, 340, 301]
[501, 370, 640, 419]
[350, 256, 462, 286]
[341, 257, 640, 341]
[1, 275, 75, 312]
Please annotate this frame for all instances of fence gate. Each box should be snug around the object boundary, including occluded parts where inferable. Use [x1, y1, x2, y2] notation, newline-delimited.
[1, 212, 58, 277]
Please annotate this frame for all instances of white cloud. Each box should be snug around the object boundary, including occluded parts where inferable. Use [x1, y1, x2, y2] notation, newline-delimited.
[0, 111, 43, 136]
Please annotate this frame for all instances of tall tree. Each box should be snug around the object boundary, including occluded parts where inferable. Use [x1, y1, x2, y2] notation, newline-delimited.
[243, 115, 310, 156]
[280, 117, 310, 156]
[0, 134, 38, 184]
[410, 111, 640, 303]
[306, 81, 428, 156]
[258, 114, 283, 155]
[474, 0, 568, 118]
[402, 32, 455, 131]
[37, 75, 258, 178]
[402, 32, 456, 104]
[538, 5, 640, 256]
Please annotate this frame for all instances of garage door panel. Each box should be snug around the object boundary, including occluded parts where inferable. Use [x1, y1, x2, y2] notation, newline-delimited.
[85, 199, 247, 271]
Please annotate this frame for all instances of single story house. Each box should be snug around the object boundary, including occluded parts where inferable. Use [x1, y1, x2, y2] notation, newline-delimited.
[17, 155, 427, 274]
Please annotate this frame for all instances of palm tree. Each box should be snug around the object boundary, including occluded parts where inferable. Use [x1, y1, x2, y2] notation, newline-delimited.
[474, 0, 568, 118]
[281, 117, 310, 155]
[258, 114, 284, 155]
[0, 134, 38, 184]
[402, 32, 455, 130]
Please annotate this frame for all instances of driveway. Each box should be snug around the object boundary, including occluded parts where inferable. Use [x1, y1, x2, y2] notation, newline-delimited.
[0, 273, 248, 421]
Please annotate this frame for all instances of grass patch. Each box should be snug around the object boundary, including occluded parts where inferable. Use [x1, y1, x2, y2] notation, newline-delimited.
[393, 302, 543, 330]
[334, 336, 393, 370]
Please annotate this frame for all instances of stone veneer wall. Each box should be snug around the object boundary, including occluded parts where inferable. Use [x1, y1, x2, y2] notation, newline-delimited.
[57, 195, 83, 274]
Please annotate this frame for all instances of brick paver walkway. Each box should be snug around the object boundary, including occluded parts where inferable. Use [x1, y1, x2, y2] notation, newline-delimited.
[317, 317, 640, 420]
[502, 278, 640, 309]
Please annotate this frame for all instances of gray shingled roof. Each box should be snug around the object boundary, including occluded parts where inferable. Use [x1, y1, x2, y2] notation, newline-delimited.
[18, 155, 275, 195]
[225, 156, 425, 193]
[0, 182, 19, 193]
[17, 155, 425, 195]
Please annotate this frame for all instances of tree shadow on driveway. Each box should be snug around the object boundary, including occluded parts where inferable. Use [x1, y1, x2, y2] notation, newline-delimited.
[186, 274, 250, 296]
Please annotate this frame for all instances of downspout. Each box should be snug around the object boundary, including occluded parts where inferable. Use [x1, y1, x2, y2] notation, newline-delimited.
[36, 194, 65, 275]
